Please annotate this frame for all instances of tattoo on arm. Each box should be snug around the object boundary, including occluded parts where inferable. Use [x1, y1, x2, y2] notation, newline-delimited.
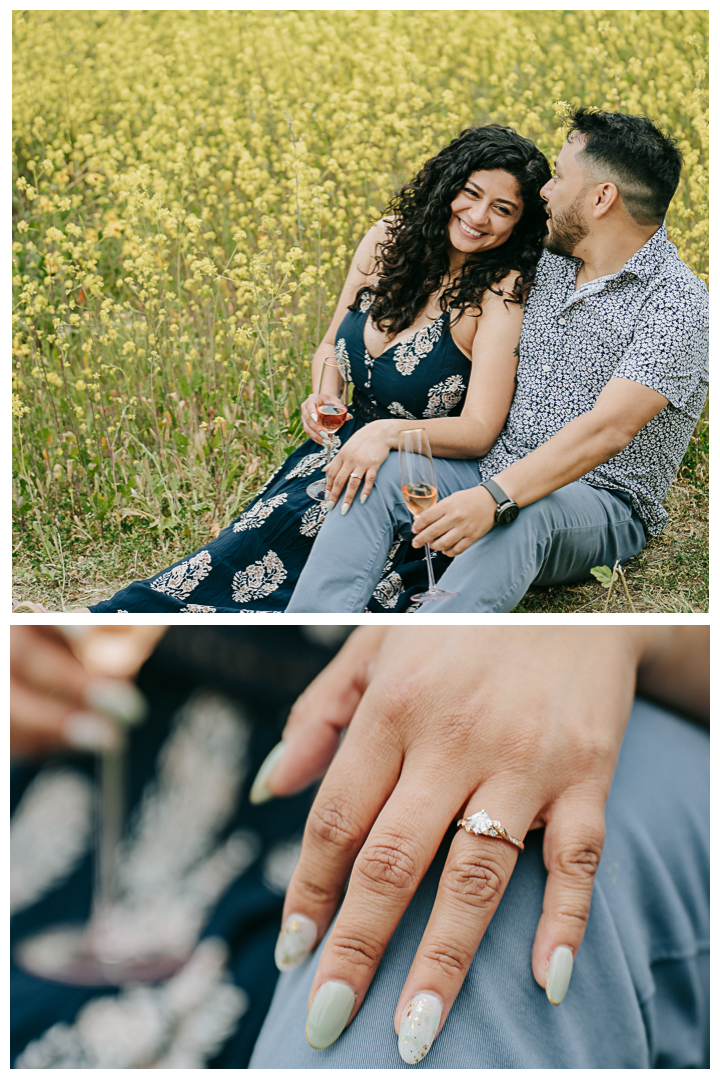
[513, 345, 520, 359]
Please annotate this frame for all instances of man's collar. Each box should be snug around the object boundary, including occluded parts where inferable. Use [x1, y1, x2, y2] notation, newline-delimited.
[620, 222, 669, 279]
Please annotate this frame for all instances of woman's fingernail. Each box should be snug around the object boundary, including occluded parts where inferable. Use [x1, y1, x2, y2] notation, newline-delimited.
[85, 679, 147, 726]
[359, 494, 367, 504]
[64, 712, 122, 753]
[275, 913, 317, 971]
[311, 411, 318, 421]
[546, 945, 574, 1005]
[249, 741, 286, 804]
[397, 991, 443, 1065]
[306, 981, 355, 1049]
[326, 500, 335, 510]
[341, 503, 349, 516]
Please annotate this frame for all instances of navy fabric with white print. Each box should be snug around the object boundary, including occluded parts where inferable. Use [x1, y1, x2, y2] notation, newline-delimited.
[477, 225, 708, 537]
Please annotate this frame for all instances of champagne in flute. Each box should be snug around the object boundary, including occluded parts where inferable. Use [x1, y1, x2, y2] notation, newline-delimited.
[398, 428, 457, 603]
[307, 357, 349, 502]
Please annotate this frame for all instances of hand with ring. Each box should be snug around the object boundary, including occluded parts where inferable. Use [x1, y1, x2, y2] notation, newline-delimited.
[322, 421, 394, 513]
[250, 625, 704, 1060]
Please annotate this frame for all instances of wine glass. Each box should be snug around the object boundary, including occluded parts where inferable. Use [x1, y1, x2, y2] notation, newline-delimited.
[398, 428, 457, 603]
[306, 356, 349, 502]
[13, 627, 188, 986]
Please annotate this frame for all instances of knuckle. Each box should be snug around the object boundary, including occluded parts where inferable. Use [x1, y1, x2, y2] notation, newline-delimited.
[418, 940, 474, 979]
[444, 855, 506, 908]
[327, 930, 382, 971]
[353, 834, 420, 897]
[306, 795, 363, 856]
[552, 835, 604, 882]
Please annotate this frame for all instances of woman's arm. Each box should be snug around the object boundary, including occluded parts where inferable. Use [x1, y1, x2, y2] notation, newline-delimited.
[301, 221, 389, 442]
[324, 280, 523, 510]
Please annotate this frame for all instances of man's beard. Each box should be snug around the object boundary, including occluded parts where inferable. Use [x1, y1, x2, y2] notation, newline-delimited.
[544, 196, 589, 257]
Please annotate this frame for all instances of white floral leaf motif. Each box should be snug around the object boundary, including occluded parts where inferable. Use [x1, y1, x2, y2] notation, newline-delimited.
[285, 443, 339, 480]
[387, 401, 416, 420]
[15, 938, 248, 1069]
[179, 604, 217, 612]
[359, 290, 373, 313]
[381, 538, 402, 576]
[394, 317, 445, 376]
[334, 337, 351, 382]
[232, 493, 288, 532]
[423, 374, 466, 418]
[299, 500, 331, 537]
[151, 550, 212, 600]
[231, 550, 287, 603]
[11, 768, 93, 915]
[372, 571, 403, 609]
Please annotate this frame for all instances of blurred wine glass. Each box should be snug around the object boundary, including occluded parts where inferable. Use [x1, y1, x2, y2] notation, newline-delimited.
[13, 626, 187, 986]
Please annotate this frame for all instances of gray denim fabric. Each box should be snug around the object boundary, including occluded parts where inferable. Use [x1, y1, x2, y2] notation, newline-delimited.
[249, 700, 709, 1068]
[285, 454, 646, 613]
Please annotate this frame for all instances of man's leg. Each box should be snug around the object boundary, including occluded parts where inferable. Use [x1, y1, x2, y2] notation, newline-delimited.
[286, 454, 480, 613]
[417, 481, 646, 613]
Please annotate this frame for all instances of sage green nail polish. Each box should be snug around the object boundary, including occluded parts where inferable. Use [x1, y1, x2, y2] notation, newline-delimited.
[398, 991, 443, 1064]
[275, 913, 317, 971]
[64, 712, 122, 753]
[306, 981, 355, 1049]
[85, 679, 147, 726]
[341, 503, 349, 516]
[359, 494, 367, 504]
[546, 945, 574, 1005]
[326, 500, 335, 510]
[249, 741, 285, 804]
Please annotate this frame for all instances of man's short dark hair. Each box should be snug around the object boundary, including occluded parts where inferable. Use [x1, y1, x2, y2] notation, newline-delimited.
[566, 109, 683, 226]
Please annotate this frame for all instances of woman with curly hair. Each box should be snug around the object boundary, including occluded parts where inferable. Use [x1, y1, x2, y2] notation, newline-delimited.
[89, 126, 551, 613]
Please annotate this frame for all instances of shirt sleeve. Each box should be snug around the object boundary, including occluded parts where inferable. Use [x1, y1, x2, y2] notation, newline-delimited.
[612, 282, 708, 412]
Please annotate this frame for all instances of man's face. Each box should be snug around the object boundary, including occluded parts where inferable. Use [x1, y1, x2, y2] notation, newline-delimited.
[540, 137, 591, 257]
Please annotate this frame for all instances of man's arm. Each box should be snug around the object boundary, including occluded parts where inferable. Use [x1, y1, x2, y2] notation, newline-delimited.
[411, 377, 668, 556]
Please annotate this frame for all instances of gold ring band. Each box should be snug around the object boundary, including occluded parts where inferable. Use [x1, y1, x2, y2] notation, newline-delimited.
[457, 809, 524, 850]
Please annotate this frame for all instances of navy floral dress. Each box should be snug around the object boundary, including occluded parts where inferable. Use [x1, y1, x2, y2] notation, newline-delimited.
[90, 293, 473, 613]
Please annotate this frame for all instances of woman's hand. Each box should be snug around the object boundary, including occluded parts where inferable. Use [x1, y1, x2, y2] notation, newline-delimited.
[301, 393, 347, 445]
[323, 422, 393, 513]
[261, 626, 652, 1057]
[10, 626, 165, 756]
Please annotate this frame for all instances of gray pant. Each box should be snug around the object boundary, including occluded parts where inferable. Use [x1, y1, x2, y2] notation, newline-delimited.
[286, 454, 647, 613]
[249, 700, 709, 1068]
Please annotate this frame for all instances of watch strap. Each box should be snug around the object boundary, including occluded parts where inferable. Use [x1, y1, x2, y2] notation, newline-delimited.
[479, 478, 513, 509]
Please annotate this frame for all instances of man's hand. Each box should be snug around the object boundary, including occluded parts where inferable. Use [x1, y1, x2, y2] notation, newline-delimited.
[411, 485, 497, 556]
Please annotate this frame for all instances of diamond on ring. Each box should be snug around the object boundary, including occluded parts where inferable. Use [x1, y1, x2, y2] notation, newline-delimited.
[457, 808, 524, 850]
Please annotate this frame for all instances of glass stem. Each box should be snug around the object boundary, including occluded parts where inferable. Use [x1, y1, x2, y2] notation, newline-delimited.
[423, 543, 437, 591]
[92, 732, 127, 921]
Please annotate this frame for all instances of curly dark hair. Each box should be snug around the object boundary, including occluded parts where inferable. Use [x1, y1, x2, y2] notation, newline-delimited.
[353, 125, 551, 335]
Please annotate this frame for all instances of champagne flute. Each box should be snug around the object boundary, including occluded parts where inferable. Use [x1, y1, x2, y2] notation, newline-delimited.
[398, 428, 457, 603]
[13, 627, 189, 986]
[306, 356, 349, 501]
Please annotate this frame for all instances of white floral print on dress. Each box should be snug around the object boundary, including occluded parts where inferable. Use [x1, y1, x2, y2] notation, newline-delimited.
[151, 550, 212, 600]
[231, 551, 287, 604]
[232, 494, 288, 532]
[394, 316, 445, 376]
[423, 373, 466, 418]
[299, 501, 331, 538]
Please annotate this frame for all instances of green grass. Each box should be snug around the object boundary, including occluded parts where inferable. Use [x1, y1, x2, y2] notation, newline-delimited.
[13, 430, 708, 614]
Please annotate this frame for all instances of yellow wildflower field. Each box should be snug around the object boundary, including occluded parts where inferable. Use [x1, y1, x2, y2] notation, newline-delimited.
[12, 10, 708, 606]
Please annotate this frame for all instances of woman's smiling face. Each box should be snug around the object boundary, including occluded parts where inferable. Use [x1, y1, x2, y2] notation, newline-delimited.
[448, 169, 524, 259]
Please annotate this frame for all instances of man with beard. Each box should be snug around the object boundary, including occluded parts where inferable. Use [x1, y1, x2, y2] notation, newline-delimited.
[286, 109, 708, 612]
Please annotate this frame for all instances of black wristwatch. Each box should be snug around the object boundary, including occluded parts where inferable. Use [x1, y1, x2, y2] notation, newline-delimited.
[479, 478, 520, 526]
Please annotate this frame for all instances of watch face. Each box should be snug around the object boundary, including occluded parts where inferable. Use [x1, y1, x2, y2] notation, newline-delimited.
[497, 503, 520, 526]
